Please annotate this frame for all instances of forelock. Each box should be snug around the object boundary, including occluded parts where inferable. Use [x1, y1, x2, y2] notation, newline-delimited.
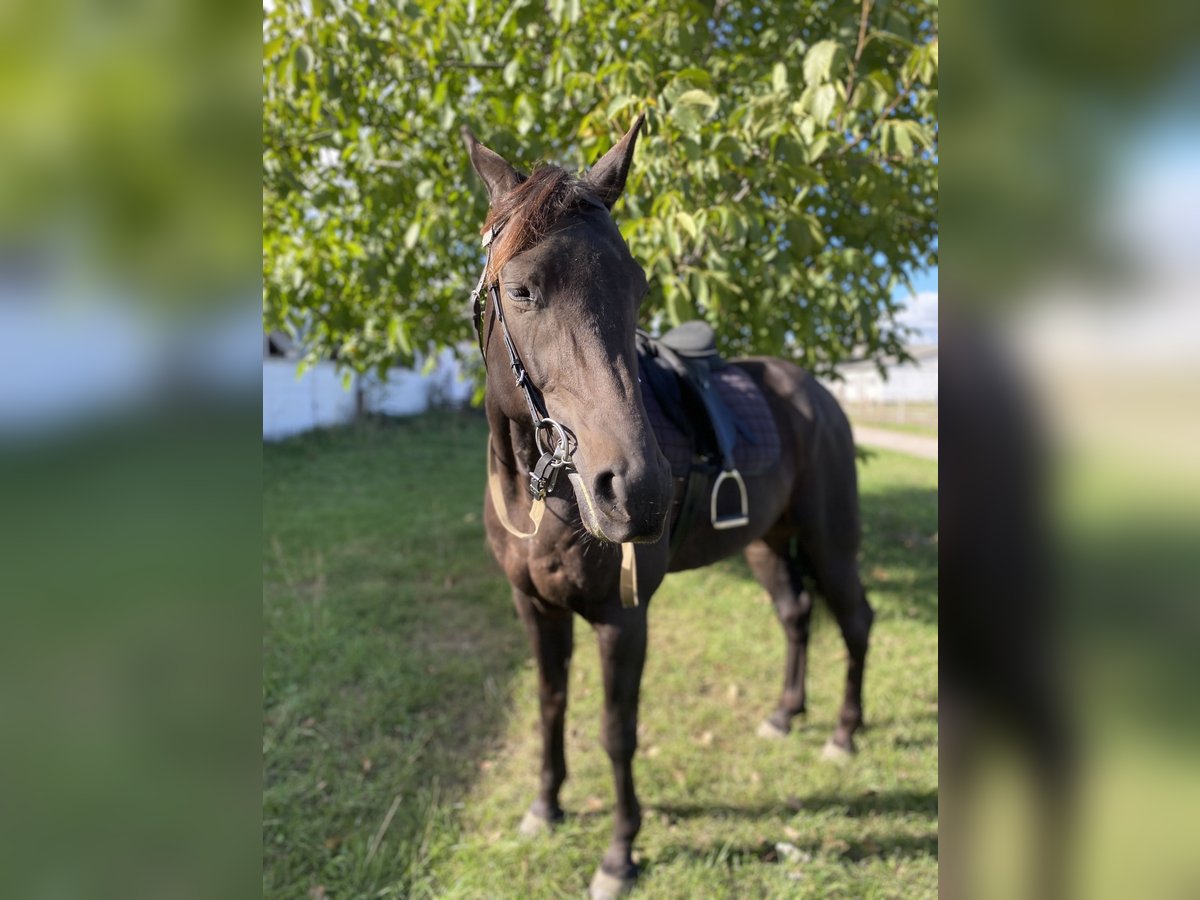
[482, 165, 598, 279]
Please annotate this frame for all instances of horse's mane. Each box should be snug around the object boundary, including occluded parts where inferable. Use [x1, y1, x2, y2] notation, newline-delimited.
[482, 165, 595, 281]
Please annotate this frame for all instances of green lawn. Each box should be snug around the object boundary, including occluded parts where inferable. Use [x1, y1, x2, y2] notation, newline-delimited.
[264, 412, 938, 898]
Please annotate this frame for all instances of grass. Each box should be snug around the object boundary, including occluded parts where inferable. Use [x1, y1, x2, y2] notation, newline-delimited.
[264, 412, 938, 898]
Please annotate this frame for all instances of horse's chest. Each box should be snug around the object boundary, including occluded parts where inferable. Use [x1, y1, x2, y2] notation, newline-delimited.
[527, 548, 588, 601]
[501, 538, 618, 607]
[485, 496, 621, 605]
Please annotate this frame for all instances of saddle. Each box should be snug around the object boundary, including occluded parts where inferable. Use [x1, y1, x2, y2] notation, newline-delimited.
[637, 322, 781, 553]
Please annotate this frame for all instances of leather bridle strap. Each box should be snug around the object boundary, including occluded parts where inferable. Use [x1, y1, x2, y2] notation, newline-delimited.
[472, 224, 576, 499]
[491, 280, 546, 432]
[474, 224, 546, 432]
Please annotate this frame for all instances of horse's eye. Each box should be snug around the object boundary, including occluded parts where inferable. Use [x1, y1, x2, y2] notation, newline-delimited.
[506, 285, 533, 303]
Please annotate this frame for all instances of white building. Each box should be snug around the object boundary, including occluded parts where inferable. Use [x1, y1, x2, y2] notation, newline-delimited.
[822, 344, 939, 405]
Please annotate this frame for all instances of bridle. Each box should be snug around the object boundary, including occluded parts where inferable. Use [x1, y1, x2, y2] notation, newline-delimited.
[468, 216, 641, 607]
[470, 221, 577, 502]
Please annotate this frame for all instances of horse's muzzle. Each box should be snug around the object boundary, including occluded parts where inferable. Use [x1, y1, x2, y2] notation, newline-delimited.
[568, 451, 672, 544]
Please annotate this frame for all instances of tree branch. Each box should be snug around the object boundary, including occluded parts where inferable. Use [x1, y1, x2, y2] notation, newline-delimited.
[837, 0, 874, 131]
[834, 69, 917, 158]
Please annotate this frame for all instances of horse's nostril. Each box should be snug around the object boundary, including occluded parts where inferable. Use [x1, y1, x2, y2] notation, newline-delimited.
[593, 470, 619, 507]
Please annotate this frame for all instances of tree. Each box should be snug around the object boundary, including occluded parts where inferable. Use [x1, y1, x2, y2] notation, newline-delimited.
[263, 0, 937, 376]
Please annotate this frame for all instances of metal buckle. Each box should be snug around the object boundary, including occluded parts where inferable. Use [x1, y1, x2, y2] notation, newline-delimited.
[710, 468, 749, 529]
[529, 447, 567, 499]
[528, 418, 575, 500]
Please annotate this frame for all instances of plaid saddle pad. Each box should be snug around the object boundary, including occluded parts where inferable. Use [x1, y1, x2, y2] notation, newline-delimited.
[639, 357, 782, 478]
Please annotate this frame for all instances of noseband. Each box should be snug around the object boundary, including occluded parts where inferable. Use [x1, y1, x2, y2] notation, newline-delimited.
[470, 222, 576, 502]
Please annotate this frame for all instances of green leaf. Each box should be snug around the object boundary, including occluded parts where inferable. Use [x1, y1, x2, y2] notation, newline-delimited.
[387, 318, 412, 355]
[402, 220, 421, 250]
[666, 221, 682, 257]
[503, 59, 520, 88]
[802, 40, 841, 86]
[672, 67, 713, 88]
[695, 273, 710, 310]
[675, 89, 718, 113]
[772, 62, 788, 93]
[675, 211, 698, 241]
[809, 132, 830, 161]
[606, 94, 635, 121]
[671, 89, 718, 132]
[809, 84, 836, 123]
[294, 44, 314, 77]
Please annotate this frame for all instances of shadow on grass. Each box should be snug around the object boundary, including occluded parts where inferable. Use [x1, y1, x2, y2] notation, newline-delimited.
[263, 412, 531, 898]
[645, 831, 938, 870]
[563, 788, 938, 833]
[652, 788, 938, 822]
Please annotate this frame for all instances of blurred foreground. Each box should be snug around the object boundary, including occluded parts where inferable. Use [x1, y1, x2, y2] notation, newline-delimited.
[943, 0, 1200, 895]
[0, 0, 261, 896]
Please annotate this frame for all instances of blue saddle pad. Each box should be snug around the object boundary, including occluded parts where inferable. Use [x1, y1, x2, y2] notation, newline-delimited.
[639, 361, 782, 478]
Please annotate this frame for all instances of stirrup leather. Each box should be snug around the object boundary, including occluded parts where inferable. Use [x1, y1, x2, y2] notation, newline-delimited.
[710, 468, 749, 529]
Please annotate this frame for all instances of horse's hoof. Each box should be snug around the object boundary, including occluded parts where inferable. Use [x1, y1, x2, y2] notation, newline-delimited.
[589, 866, 636, 899]
[756, 718, 789, 739]
[821, 737, 856, 762]
[518, 808, 560, 838]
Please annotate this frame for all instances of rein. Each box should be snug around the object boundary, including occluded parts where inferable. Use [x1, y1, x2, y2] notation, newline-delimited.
[470, 221, 640, 606]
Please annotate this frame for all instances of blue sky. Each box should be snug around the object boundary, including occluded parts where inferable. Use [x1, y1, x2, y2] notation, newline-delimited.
[894, 265, 938, 344]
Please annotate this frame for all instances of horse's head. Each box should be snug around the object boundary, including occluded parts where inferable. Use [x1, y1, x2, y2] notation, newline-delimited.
[463, 116, 672, 544]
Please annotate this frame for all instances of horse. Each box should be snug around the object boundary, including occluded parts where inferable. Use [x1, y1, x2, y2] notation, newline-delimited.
[462, 115, 874, 898]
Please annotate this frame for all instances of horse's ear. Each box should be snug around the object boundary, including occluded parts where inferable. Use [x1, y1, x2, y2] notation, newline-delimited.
[583, 113, 645, 210]
[461, 127, 523, 202]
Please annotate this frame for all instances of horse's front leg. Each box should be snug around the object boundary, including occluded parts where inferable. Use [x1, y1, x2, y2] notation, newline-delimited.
[589, 605, 647, 899]
[512, 588, 574, 835]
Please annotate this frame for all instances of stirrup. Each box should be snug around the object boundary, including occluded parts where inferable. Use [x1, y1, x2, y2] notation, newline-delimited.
[710, 468, 749, 529]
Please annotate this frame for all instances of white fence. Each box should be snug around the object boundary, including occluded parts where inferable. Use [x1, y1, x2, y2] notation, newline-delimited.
[262, 349, 473, 441]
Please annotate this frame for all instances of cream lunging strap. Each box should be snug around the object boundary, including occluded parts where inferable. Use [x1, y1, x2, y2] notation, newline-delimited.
[619, 541, 639, 608]
[487, 443, 546, 539]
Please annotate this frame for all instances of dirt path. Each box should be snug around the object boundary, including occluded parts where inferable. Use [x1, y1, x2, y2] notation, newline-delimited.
[853, 424, 939, 461]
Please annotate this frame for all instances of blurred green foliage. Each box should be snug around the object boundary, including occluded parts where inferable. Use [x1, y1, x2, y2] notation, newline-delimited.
[944, 0, 1200, 301]
[263, 0, 938, 375]
[0, 0, 257, 308]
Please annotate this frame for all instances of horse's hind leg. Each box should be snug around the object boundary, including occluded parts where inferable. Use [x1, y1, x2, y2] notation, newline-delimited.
[817, 556, 874, 757]
[512, 588, 573, 835]
[745, 538, 814, 738]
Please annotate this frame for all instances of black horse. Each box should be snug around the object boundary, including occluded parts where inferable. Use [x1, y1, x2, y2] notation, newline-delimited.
[464, 115, 873, 898]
